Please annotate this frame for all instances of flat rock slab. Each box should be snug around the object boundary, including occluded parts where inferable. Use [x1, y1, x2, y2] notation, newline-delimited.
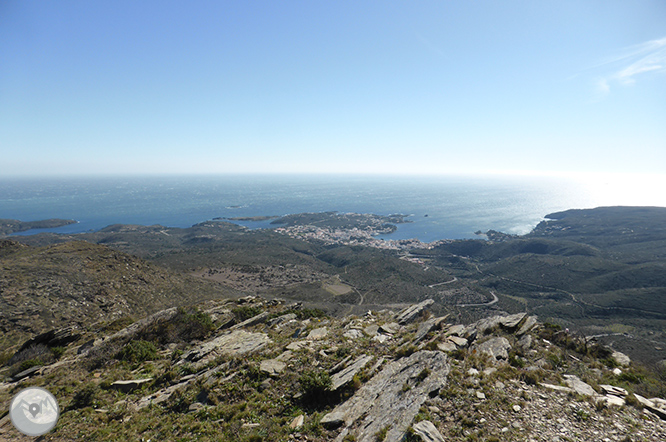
[330, 354, 373, 391]
[412, 420, 446, 442]
[563, 375, 596, 396]
[445, 324, 465, 337]
[321, 350, 449, 442]
[260, 359, 287, 376]
[110, 379, 153, 393]
[499, 312, 527, 329]
[396, 299, 434, 325]
[448, 335, 468, 348]
[379, 322, 401, 335]
[414, 318, 438, 343]
[182, 330, 271, 365]
[343, 329, 363, 340]
[472, 337, 511, 361]
[307, 326, 329, 340]
[517, 316, 538, 336]
[600, 384, 628, 397]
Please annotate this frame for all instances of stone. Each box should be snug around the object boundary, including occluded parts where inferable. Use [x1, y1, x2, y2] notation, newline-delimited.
[612, 351, 631, 367]
[268, 313, 297, 327]
[411, 420, 446, 442]
[599, 395, 625, 407]
[260, 359, 287, 376]
[372, 334, 390, 344]
[445, 324, 465, 337]
[517, 316, 538, 336]
[513, 404, 521, 412]
[396, 299, 435, 325]
[10, 365, 42, 382]
[437, 341, 457, 352]
[17, 325, 82, 352]
[476, 391, 486, 400]
[472, 337, 511, 361]
[467, 368, 479, 376]
[320, 411, 346, 429]
[563, 375, 596, 396]
[518, 334, 533, 351]
[286, 341, 307, 351]
[289, 414, 305, 429]
[414, 317, 438, 343]
[363, 324, 379, 337]
[379, 322, 401, 335]
[181, 330, 271, 365]
[330, 354, 373, 391]
[499, 312, 527, 329]
[344, 329, 363, 339]
[599, 384, 628, 397]
[307, 326, 329, 340]
[539, 383, 575, 394]
[110, 379, 153, 393]
[448, 335, 468, 347]
[188, 402, 205, 413]
[321, 350, 449, 442]
[612, 368, 623, 376]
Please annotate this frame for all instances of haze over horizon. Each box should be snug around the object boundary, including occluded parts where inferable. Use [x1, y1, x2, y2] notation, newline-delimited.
[1, 1, 665, 177]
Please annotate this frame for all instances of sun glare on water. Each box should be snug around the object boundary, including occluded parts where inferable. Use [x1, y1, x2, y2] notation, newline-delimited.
[571, 173, 666, 208]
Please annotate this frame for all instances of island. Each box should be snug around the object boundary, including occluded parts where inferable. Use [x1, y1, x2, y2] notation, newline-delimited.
[0, 218, 77, 236]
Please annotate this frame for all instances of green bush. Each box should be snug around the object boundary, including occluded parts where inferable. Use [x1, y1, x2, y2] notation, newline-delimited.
[139, 307, 216, 344]
[70, 383, 101, 409]
[299, 370, 332, 406]
[115, 340, 158, 364]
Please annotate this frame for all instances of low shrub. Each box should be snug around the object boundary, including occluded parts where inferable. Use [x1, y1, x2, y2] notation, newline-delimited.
[115, 340, 158, 364]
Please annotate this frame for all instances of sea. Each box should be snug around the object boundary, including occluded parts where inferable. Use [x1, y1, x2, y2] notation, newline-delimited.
[2, 174, 666, 243]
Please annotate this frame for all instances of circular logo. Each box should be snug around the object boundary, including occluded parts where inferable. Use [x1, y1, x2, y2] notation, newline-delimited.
[9, 387, 60, 436]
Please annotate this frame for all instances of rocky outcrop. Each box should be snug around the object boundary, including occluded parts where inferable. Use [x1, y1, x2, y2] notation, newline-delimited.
[110, 378, 152, 393]
[180, 329, 270, 366]
[330, 354, 373, 391]
[321, 350, 449, 442]
[472, 337, 511, 361]
[396, 299, 435, 325]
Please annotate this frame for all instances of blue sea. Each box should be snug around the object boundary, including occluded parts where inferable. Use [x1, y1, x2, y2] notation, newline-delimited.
[2, 174, 666, 242]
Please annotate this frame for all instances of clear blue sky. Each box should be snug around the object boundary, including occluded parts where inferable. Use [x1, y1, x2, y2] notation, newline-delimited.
[1, 0, 665, 176]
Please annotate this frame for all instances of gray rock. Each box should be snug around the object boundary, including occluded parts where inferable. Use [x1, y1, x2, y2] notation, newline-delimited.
[445, 324, 465, 336]
[437, 341, 457, 352]
[307, 326, 328, 340]
[411, 420, 446, 442]
[267, 313, 297, 327]
[414, 318, 438, 343]
[321, 350, 449, 442]
[396, 300, 435, 325]
[499, 312, 527, 329]
[472, 337, 511, 361]
[518, 334, 533, 351]
[612, 351, 631, 367]
[448, 335, 468, 348]
[330, 354, 373, 391]
[379, 322, 401, 335]
[181, 330, 271, 365]
[343, 329, 363, 339]
[320, 411, 346, 429]
[10, 365, 42, 382]
[517, 316, 538, 336]
[363, 324, 379, 337]
[110, 379, 153, 393]
[599, 384, 628, 397]
[563, 375, 596, 396]
[260, 359, 286, 376]
[230, 311, 271, 330]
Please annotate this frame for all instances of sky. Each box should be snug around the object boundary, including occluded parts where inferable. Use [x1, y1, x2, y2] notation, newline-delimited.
[1, 0, 665, 177]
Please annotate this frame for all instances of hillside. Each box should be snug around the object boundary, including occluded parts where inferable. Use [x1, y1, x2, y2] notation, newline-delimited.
[1, 297, 665, 441]
[0, 240, 239, 352]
